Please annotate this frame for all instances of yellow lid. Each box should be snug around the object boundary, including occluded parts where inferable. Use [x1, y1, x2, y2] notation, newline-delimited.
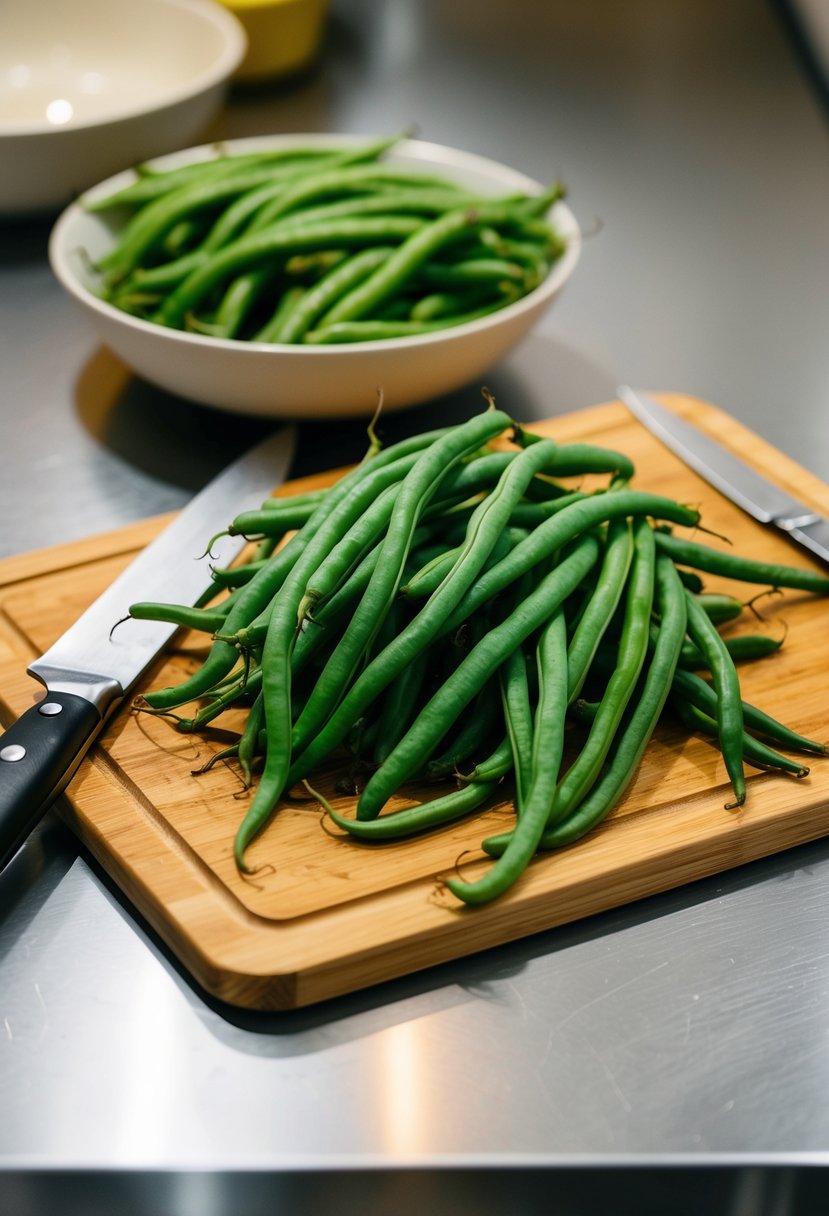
[217, 0, 329, 82]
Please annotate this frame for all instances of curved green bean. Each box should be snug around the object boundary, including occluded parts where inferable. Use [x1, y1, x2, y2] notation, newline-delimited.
[654, 532, 829, 593]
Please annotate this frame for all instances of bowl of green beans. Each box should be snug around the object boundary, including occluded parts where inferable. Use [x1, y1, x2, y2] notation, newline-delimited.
[48, 133, 582, 418]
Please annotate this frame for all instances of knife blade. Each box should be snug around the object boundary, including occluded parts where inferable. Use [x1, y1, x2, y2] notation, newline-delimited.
[0, 426, 296, 872]
[618, 386, 829, 567]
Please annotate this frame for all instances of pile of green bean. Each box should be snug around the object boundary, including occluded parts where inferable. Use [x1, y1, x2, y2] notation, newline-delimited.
[86, 135, 567, 344]
[129, 406, 829, 904]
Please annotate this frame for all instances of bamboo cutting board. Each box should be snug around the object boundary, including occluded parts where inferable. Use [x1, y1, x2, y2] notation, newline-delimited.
[1, 394, 828, 1011]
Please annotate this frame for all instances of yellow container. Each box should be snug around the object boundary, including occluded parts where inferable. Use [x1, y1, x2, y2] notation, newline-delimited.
[218, 0, 330, 82]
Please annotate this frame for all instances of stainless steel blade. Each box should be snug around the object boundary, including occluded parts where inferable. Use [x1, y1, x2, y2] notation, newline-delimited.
[618, 386, 802, 522]
[29, 425, 296, 702]
[618, 386, 829, 566]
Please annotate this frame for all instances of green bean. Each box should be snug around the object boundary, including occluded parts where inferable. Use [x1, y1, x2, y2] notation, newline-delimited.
[232, 482, 388, 549]
[137, 403, 826, 894]
[284, 250, 349, 279]
[86, 147, 348, 211]
[95, 141, 568, 345]
[127, 600, 229, 635]
[500, 645, 535, 805]
[354, 536, 601, 821]
[566, 517, 634, 701]
[115, 250, 205, 296]
[126, 180, 477, 303]
[292, 524, 442, 677]
[198, 179, 300, 252]
[322, 776, 499, 841]
[672, 667, 827, 756]
[401, 545, 461, 599]
[408, 287, 500, 322]
[517, 436, 635, 482]
[678, 633, 784, 669]
[292, 471, 487, 635]
[486, 240, 554, 287]
[693, 592, 746, 623]
[670, 697, 810, 778]
[260, 486, 329, 513]
[444, 607, 570, 905]
[303, 296, 517, 343]
[417, 256, 529, 289]
[654, 532, 829, 593]
[683, 588, 746, 807]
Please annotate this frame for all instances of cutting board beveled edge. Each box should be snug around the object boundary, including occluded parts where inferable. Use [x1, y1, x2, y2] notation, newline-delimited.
[1, 394, 828, 1011]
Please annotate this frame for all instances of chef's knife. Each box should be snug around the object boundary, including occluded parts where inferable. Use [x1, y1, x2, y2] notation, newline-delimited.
[618, 386, 829, 567]
[0, 426, 296, 872]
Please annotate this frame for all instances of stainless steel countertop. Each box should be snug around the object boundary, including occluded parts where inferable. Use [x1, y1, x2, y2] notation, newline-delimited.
[2, 2, 829, 1212]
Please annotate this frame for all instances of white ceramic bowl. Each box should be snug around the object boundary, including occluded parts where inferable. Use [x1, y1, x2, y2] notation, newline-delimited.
[0, 0, 246, 215]
[48, 135, 582, 418]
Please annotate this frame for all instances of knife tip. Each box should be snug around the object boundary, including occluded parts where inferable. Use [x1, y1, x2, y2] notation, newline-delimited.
[616, 383, 641, 410]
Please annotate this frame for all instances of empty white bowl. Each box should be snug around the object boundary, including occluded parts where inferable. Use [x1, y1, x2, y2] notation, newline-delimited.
[0, 0, 246, 214]
[48, 134, 582, 418]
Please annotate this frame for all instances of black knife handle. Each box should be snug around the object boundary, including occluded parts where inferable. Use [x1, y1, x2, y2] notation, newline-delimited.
[0, 691, 104, 871]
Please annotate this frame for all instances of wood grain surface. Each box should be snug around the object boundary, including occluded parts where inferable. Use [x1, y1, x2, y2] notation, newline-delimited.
[1, 394, 828, 1010]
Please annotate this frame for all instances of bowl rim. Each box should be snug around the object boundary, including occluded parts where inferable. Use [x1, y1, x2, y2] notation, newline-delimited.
[0, 0, 247, 139]
[48, 133, 582, 359]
